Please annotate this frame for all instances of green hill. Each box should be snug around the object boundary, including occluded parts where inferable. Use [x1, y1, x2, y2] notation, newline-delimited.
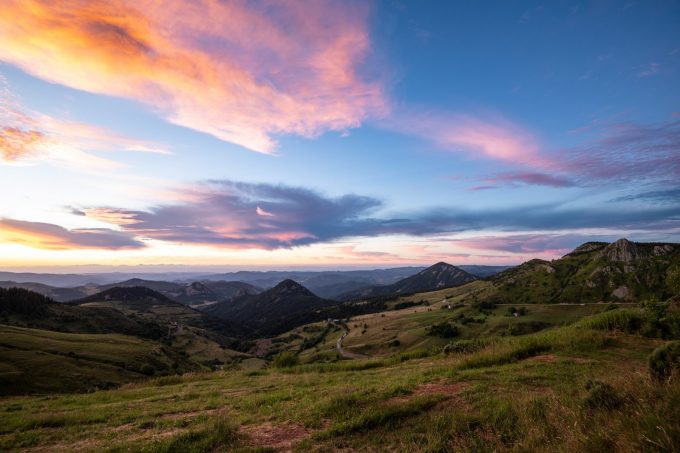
[0, 324, 200, 395]
[0, 288, 254, 393]
[479, 239, 680, 304]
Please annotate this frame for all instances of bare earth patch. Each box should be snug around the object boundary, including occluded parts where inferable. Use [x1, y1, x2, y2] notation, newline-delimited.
[390, 382, 468, 404]
[412, 382, 468, 397]
[159, 407, 219, 421]
[526, 354, 557, 363]
[249, 338, 273, 357]
[239, 421, 311, 452]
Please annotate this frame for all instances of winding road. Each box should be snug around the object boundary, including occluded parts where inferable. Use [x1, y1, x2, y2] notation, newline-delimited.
[329, 321, 367, 359]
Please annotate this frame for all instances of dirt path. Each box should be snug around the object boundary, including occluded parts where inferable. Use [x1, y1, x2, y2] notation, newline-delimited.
[330, 321, 367, 359]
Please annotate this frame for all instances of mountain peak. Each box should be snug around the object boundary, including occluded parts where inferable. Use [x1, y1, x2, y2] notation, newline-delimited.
[601, 238, 639, 263]
[272, 279, 314, 296]
[420, 261, 466, 276]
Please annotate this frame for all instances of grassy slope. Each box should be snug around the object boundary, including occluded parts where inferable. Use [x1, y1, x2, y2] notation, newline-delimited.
[0, 325, 201, 396]
[1, 319, 677, 452]
[270, 281, 622, 360]
[79, 300, 248, 365]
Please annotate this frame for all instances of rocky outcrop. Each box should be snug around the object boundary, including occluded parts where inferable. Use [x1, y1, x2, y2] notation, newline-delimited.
[600, 238, 639, 263]
[611, 286, 631, 299]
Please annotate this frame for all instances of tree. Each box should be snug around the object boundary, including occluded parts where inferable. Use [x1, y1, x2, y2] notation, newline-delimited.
[667, 265, 680, 295]
[272, 351, 299, 368]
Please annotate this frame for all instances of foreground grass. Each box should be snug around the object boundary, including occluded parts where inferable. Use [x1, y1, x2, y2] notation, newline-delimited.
[1, 316, 678, 452]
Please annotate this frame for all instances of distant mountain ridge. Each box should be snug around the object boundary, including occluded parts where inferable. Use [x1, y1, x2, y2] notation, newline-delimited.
[339, 262, 478, 300]
[0, 265, 508, 301]
[0, 278, 261, 306]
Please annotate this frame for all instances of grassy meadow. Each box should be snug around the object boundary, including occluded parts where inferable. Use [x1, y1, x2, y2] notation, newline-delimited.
[1, 305, 679, 452]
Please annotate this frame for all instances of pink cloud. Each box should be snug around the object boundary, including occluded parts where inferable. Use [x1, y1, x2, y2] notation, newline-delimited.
[256, 206, 275, 217]
[0, 0, 388, 154]
[388, 109, 544, 165]
[466, 118, 680, 190]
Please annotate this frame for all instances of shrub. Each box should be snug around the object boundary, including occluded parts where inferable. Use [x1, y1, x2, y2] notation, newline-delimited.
[272, 351, 299, 368]
[583, 380, 623, 410]
[473, 301, 496, 310]
[428, 322, 459, 338]
[667, 264, 680, 295]
[443, 338, 492, 354]
[648, 341, 680, 382]
[140, 364, 155, 376]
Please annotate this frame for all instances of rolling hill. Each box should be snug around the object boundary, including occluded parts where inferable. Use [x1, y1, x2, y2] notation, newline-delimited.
[339, 262, 478, 301]
[0, 288, 242, 394]
[205, 279, 341, 336]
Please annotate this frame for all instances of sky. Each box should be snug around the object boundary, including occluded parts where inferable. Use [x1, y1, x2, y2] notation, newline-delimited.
[0, 0, 679, 271]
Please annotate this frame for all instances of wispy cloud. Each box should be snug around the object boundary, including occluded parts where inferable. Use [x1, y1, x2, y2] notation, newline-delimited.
[612, 188, 680, 205]
[451, 233, 610, 255]
[388, 109, 543, 165]
[0, 218, 144, 250]
[477, 172, 575, 189]
[638, 62, 660, 77]
[0, 0, 387, 154]
[0, 75, 168, 168]
[472, 118, 680, 191]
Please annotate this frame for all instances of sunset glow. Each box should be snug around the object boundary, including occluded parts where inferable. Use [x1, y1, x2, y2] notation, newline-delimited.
[1, 0, 678, 271]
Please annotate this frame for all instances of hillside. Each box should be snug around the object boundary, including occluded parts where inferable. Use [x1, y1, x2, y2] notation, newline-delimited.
[1, 287, 252, 380]
[0, 287, 166, 339]
[480, 239, 680, 304]
[0, 325, 200, 395]
[0, 303, 678, 451]
[339, 262, 477, 301]
[205, 280, 341, 336]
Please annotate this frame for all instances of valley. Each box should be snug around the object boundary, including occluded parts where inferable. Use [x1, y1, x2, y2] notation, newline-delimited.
[0, 240, 679, 451]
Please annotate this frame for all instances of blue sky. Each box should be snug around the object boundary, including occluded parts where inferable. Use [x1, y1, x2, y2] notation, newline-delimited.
[0, 0, 678, 270]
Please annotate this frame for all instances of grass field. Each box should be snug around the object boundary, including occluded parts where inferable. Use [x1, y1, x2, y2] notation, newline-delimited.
[0, 325, 200, 395]
[272, 282, 626, 360]
[1, 310, 678, 452]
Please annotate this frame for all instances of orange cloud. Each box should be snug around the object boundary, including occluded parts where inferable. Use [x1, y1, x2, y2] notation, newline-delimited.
[0, 0, 387, 153]
[0, 127, 45, 161]
[0, 218, 144, 250]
